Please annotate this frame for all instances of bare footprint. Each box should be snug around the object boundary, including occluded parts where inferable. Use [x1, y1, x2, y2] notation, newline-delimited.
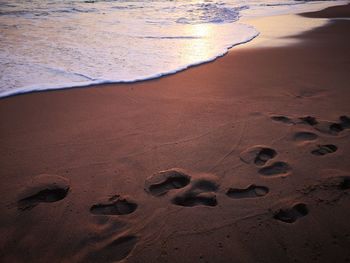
[85, 235, 137, 263]
[171, 177, 219, 207]
[240, 146, 277, 166]
[326, 175, 350, 190]
[90, 195, 137, 216]
[293, 131, 318, 142]
[339, 176, 350, 190]
[339, 115, 350, 129]
[311, 144, 337, 156]
[17, 174, 70, 211]
[314, 121, 344, 135]
[258, 162, 291, 176]
[273, 203, 309, 223]
[271, 115, 294, 125]
[314, 115, 350, 134]
[145, 169, 191, 196]
[172, 192, 217, 207]
[299, 115, 349, 135]
[299, 116, 318, 126]
[226, 185, 269, 199]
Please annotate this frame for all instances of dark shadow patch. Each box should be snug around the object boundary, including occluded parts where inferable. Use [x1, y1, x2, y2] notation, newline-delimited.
[258, 162, 291, 176]
[171, 177, 219, 207]
[314, 121, 343, 135]
[339, 176, 350, 190]
[299, 115, 350, 135]
[240, 146, 277, 167]
[226, 185, 269, 199]
[145, 169, 191, 196]
[18, 188, 69, 211]
[172, 192, 217, 207]
[17, 175, 70, 211]
[190, 179, 219, 192]
[339, 115, 350, 129]
[274, 203, 309, 223]
[90, 195, 137, 215]
[299, 116, 318, 126]
[271, 115, 294, 125]
[330, 123, 344, 133]
[311, 144, 337, 156]
[254, 148, 277, 166]
[293, 131, 318, 142]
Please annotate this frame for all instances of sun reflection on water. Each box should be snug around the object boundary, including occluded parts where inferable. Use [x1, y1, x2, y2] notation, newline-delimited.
[180, 23, 217, 64]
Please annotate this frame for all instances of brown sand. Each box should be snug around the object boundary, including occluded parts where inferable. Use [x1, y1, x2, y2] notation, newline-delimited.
[302, 2, 350, 18]
[1, 4, 350, 263]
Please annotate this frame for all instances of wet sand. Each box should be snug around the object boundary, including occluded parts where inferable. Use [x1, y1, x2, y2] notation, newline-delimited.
[0, 4, 350, 263]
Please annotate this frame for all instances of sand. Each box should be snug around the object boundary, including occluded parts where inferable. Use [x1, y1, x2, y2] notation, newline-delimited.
[1, 4, 350, 263]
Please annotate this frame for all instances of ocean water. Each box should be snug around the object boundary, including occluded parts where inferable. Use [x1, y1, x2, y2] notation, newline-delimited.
[0, 0, 343, 97]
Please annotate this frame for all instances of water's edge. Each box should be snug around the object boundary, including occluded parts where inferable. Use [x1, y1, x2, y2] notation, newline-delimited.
[0, 1, 345, 99]
[0, 31, 259, 98]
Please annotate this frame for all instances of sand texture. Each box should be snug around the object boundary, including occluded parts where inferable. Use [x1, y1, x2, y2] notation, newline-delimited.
[1, 4, 350, 263]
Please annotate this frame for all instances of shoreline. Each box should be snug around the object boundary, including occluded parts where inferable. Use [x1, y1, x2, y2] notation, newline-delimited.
[1, 3, 350, 263]
[0, 1, 348, 99]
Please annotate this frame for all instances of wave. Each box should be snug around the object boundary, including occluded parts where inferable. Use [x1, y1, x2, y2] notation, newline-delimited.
[0, 0, 343, 98]
[0, 27, 259, 98]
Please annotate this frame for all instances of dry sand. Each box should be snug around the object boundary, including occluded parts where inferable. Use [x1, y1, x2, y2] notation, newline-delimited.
[1, 4, 350, 263]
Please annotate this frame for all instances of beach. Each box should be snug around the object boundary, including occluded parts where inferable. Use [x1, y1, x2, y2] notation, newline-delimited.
[1, 3, 350, 263]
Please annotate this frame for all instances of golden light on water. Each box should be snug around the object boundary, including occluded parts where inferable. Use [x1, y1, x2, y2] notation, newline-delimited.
[181, 24, 216, 63]
[191, 23, 213, 38]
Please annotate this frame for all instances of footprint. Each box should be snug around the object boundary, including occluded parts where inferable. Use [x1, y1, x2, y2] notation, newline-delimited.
[314, 121, 344, 135]
[17, 174, 70, 211]
[85, 235, 137, 263]
[339, 176, 350, 190]
[329, 123, 344, 133]
[172, 192, 217, 207]
[258, 162, 291, 176]
[90, 195, 137, 216]
[326, 175, 350, 190]
[240, 146, 277, 166]
[271, 115, 294, 125]
[254, 148, 278, 166]
[311, 144, 337, 156]
[18, 188, 69, 211]
[299, 116, 318, 126]
[145, 169, 191, 196]
[293, 131, 318, 142]
[226, 185, 269, 199]
[189, 178, 219, 192]
[171, 177, 219, 207]
[339, 115, 350, 129]
[273, 203, 309, 223]
[299, 115, 349, 135]
[314, 115, 350, 134]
